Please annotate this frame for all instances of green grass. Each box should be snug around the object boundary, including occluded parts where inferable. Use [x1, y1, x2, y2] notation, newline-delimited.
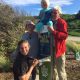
[68, 31, 80, 37]
[66, 41, 80, 53]
[0, 54, 11, 72]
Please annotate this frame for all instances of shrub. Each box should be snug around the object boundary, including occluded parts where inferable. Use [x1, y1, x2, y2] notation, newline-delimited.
[68, 31, 80, 37]
[66, 41, 80, 54]
[0, 54, 11, 72]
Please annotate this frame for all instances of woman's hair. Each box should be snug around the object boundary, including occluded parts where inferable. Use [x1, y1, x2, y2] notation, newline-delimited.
[18, 40, 30, 48]
[53, 6, 62, 14]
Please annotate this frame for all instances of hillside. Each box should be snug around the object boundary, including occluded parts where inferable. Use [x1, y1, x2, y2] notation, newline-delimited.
[0, 4, 80, 80]
[62, 14, 80, 36]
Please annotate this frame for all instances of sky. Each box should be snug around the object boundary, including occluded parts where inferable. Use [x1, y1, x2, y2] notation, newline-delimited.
[1, 0, 80, 16]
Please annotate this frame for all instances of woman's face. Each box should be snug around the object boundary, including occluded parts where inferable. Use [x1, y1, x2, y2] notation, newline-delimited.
[52, 9, 60, 20]
[20, 42, 30, 55]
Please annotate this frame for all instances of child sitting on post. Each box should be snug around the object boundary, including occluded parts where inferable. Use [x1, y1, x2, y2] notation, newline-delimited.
[34, 0, 54, 59]
[35, 0, 53, 33]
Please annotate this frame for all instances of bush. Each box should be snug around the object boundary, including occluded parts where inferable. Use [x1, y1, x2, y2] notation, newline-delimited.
[68, 31, 80, 37]
[66, 41, 80, 54]
[0, 54, 11, 72]
[0, 3, 25, 55]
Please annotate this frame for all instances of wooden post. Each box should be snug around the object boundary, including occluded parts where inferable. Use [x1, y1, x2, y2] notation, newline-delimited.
[50, 33, 55, 80]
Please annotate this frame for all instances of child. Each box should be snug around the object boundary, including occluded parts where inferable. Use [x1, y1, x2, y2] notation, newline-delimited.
[13, 40, 39, 80]
[34, 0, 54, 59]
[35, 0, 53, 33]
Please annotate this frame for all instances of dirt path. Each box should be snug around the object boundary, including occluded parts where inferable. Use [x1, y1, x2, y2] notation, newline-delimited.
[0, 60, 80, 80]
[67, 36, 80, 42]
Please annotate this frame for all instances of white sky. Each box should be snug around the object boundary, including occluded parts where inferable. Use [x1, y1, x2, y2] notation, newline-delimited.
[3, 0, 73, 7]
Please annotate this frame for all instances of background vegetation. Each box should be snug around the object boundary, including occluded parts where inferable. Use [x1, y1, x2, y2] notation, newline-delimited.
[0, 3, 80, 71]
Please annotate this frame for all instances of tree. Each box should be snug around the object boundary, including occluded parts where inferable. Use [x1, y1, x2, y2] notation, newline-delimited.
[0, 3, 24, 55]
[76, 10, 80, 19]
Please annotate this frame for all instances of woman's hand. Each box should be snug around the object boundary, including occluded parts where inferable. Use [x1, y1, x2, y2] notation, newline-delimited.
[19, 59, 39, 80]
[47, 26, 54, 32]
[32, 59, 39, 67]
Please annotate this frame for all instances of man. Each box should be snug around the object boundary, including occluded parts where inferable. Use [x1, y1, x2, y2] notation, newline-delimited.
[48, 6, 68, 80]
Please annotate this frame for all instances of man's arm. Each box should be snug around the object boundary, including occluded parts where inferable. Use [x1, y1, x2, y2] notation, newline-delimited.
[48, 20, 68, 40]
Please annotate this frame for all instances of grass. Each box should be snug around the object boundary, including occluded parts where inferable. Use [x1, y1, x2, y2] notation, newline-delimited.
[69, 32, 80, 37]
[66, 41, 80, 59]
[0, 54, 11, 72]
[67, 41, 80, 53]
[68, 30, 80, 37]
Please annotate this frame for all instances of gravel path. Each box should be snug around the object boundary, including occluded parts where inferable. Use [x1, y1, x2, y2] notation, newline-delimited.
[67, 36, 80, 42]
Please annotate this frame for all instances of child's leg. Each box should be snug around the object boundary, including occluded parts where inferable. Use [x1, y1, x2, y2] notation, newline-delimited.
[35, 22, 43, 32]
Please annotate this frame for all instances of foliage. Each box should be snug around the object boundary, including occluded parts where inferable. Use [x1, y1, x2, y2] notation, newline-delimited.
[62, 14, 80, 36]
[0, 3, 25, 54]
[76, 10, 80, 19]
[0, 3, 80, 71]
[0, 54, 11, 72]
[0, 3, 80, 55]
[66, 41, 80, 54]
[0, 3, 37, 55]
[68, 31, 80, 37]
